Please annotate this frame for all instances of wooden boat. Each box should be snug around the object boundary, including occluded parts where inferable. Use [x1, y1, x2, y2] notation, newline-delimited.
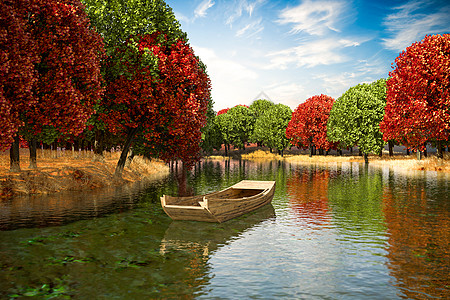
[160, 180, 276, 223]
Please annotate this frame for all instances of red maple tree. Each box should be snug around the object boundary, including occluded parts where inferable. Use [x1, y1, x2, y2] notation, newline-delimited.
[0, 0, 38, 151]
[1, 0, 104, 170]
[286, 94, 337, 153]
[27, 0, 104, 137]
[379, 34, 450, 155]
[102, 33, 211, 173]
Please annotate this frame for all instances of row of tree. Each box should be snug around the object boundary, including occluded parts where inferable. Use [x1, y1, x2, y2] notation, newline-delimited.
[206, 34, 449, 162]
[1, 0, 212, 175]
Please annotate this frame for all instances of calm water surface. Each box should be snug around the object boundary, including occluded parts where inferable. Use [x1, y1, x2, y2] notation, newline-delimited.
[0, 159, 449, 299]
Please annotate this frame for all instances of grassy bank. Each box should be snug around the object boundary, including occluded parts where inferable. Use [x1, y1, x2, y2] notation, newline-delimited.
[228, 148, 450, 172]
[0, 149, 169, 198]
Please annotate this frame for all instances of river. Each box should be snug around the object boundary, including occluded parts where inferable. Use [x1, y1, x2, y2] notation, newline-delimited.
[0, 158, 449, 299]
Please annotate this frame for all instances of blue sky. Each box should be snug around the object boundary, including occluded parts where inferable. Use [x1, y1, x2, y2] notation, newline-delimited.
[167, 0, 450, 111]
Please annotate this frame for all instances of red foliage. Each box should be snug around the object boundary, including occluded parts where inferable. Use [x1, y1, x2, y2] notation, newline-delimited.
[28, 0, 104, 137]
[380, 34, 450, 151]
[102, 33, 211, 167]
[217, 108, 229, 116]
[0, 0, 104, 149]
[286, 94, 337, 151]
[0, 0, 38, 150]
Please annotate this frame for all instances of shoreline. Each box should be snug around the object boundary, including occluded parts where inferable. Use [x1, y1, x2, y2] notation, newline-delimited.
[0, 149, 170, 198]
[2, 147, 449, 198]
[208, 149, 450, 173]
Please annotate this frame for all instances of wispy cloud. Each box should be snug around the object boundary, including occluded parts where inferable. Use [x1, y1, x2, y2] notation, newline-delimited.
[277, 0, 346, 36]
[266, 81, 305, 108]
[226, 0, 265, 27]
[236, 18, 264, 38]
[266, 38, 360, 69]
[194, 0, 215, 19]
[382, 0, 450, 51]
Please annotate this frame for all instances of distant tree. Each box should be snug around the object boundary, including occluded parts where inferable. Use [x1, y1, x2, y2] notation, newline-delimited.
[327, 79, 387, 163]
[226, 105, 255, 150]
[215, 112, 232, 155]
[253, 104, 292, 156]
[249, 99, 275, 119]
[217, 108, 229, 116]
[379, 34, 450, 158]
[286, 94, 337, 156]
[201, 100, 223, 154]
[249, 99, 275, 145]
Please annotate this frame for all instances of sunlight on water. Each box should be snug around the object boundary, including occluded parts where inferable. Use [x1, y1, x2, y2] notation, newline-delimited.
[0, 159, 448, 299]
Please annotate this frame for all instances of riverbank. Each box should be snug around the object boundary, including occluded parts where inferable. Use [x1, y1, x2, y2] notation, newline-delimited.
[212, 148, 450, 173]
[0, 149, 169, 198]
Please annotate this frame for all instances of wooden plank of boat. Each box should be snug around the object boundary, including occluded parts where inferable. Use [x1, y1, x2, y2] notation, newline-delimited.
[160, 180, 276, 223]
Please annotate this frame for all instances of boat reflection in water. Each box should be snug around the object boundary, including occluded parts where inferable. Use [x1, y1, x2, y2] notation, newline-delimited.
[160, 203, 276, 258]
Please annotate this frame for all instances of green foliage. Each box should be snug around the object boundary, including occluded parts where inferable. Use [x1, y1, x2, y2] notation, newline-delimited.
[81, 0, 186, 54]
[215, 111, 232, 148]
[201, 100, 223, 154]
[327, 78, 387, 155]
[253, 104, 292, 153]
[82, 0, 187, 82]
[226, 106, 255, 149]
[249, 99, 275, 120]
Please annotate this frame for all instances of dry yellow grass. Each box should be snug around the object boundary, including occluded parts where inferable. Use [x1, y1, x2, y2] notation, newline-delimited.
[239, 149, 450, 172]
[0, 149, 169, 197]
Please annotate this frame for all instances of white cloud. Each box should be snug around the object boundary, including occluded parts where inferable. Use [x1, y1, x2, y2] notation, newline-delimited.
[266, 82, 305, 108]
[194, 0, 215, 19]
[226, 0, 265, 27]
[192, 46, 259, 110]
[266, 38, 360, 69]
[277, 0, 346, 36]
[236, 18, 264, 37]
[382, 0, 450, 51]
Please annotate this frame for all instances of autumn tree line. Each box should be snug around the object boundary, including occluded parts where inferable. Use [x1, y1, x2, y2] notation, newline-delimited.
[1, 0, 213, 177]
[1, 0, 448, 175]
[203, 34, 450, 163]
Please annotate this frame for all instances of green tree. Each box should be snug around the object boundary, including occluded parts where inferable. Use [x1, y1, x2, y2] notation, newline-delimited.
[215, 112, 232, 155]
[226, 105, 255, 150]
[249, 99, 275, 145]
[327, 79, 387, 163]
[201, 100, 223, 154]
[253, 104, 292, 156]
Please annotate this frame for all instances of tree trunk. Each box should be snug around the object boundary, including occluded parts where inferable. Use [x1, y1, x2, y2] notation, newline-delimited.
[364, 153, 369, 164]
[309, 144, 313, 157]
[417, 150, 422, 160]
[224, 144, 228, 156]
[115, 127, 139, 178]
[10, 135, 20, 172]
[436, 140, 443, 159]
[94, 130, 104, 156]
[125, 147, 135, 168]
[28, 138, 37, 169]
[338, 149, 342, 156]
[423, 143, 428, 157]
[406, 148, 410, 156]
[388, 140, 394, 157]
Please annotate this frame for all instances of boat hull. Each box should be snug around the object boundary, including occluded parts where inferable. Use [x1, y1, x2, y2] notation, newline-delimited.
[161, 180, 276, 223]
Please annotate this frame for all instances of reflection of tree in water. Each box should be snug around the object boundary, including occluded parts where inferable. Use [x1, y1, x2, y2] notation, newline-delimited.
[383, 173, 450, 299]
[286, 167, 331, 228]
[327, 166, 385, 233]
